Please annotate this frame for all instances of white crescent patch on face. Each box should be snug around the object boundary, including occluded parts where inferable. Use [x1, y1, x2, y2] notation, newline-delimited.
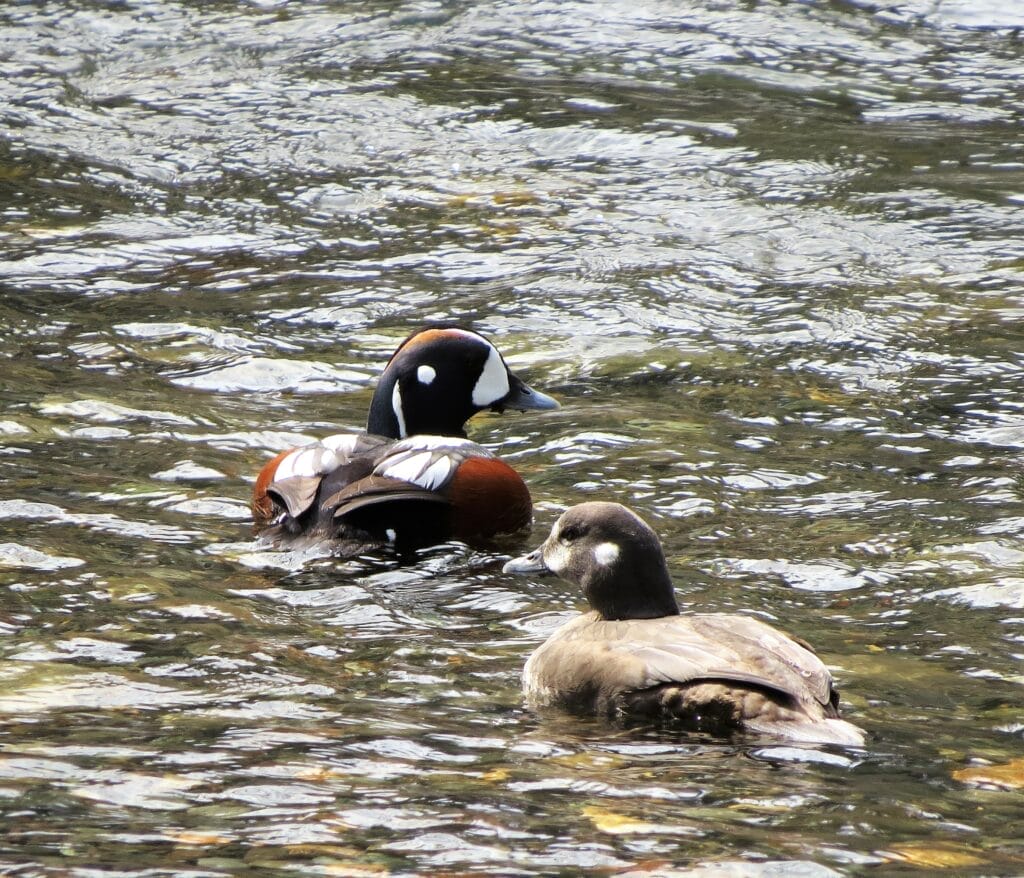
[472, 342, 511, 407]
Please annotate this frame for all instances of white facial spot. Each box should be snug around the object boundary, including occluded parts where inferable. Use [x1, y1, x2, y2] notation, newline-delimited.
[472, 343, 511, 407]
[593, 541, 620, 567]
[543, 540, 570, 574]
[385, 528, 397, 543]
[417, 364, 436, 385]
[392, 382, 407, 438]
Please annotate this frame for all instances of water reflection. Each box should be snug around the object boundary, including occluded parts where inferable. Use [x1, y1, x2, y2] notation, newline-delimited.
[3, 0, 1024, 875]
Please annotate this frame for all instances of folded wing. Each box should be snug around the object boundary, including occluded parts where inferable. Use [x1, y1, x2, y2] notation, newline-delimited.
[255, 434, 500, 547]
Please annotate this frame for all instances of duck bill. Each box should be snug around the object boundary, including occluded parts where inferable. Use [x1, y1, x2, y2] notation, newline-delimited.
[500, 374, 560, 413]
[503, 548, 550, 575]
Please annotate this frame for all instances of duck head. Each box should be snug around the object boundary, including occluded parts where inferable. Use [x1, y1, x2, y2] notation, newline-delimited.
[366, 326, 559, 439]
[505, 501, 681, 621]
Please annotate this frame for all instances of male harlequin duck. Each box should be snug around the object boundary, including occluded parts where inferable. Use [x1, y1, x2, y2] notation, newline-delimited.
[504, 502, 865, 746]
[253, 326, 559, 552]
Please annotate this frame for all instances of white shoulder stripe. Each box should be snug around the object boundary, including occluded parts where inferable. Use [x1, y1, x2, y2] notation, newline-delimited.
[275, 445, 340, 481]
[392, 382, 407, 438]
[389, 435, 479, 454]
[320, 434, 362, 455]
[376, 450, 457, 491]
[421, 457, 453, 488]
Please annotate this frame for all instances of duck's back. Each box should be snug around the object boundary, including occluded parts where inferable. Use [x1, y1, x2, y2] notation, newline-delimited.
[253, 433, 532, 551]
[525, 611, 863, 745]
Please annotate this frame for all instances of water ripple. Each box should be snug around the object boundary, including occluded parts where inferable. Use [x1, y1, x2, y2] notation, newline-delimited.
[2, 1, 1024, 874]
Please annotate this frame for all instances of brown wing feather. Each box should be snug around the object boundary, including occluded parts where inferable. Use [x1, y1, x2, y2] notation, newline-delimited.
[322, 476, 442, 514]
[525, 612, 837, 713]
[268, 476, 324, 520]
[325, 474, 454, 549]
[325, 476, 451, 518]
[688, 614, 835, 707]
[254, 434, 395, 527]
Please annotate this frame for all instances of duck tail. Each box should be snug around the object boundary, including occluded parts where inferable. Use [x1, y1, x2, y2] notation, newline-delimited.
[748, 717, 866, 748]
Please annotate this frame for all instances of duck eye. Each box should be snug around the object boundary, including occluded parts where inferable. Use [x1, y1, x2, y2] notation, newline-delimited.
[560, 524, 584, 543]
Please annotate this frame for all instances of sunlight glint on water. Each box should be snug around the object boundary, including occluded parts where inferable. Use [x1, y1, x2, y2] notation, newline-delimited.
[1, 1, 1024, 875]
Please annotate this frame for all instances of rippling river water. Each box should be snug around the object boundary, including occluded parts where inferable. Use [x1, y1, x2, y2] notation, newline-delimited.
[3, 1, 1024, 875]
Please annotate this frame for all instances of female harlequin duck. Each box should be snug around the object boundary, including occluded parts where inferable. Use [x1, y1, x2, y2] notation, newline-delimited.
[504, 502, 865, 746]
[253, 326, 559, 552]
